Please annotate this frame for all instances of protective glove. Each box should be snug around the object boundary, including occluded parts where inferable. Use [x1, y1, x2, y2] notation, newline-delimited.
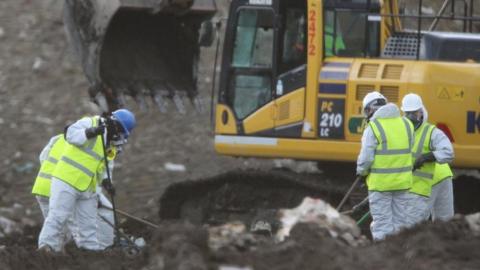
[356, 174, 367, 181]
[355, 174, 367, 189]
[85, 125, 105, 139]
[102, 179, 116, 197]
[413, 152, 436, 171]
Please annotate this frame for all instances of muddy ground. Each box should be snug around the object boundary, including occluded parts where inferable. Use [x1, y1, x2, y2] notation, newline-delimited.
[1, 0, 480, 269]
[1, 215, 480, 270]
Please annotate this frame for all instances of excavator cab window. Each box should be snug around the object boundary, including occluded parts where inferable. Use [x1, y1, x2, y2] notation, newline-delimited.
[280, 7, 306, 73]
[324, 0, 380, 57]
[229, 8, 275, 119]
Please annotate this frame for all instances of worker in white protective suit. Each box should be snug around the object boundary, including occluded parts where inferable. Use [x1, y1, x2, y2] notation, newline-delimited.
[38, 109, 136, 252]
[401, 93, 454, 224]
[32, 134, 77, 246]
[34, 134, 116, 250]
[357, 91, 414, 241]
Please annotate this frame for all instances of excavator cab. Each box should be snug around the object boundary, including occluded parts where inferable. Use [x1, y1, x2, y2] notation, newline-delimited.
[215, 0, 308, 139]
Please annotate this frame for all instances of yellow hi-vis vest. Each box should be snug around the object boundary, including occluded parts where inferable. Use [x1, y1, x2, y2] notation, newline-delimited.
[432, 133, 454, 187]
[432, 163, 453, 186]
[367, 117, 414, 192]
[410, 123, 435, 197]
[52, 117, 105, 192]
[32, 135, 67, 197]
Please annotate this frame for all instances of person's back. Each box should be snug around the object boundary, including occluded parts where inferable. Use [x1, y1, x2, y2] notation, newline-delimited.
[366, 103, 414, 192]
[357, 92, 414, 241]
[400, 93, 454, 224]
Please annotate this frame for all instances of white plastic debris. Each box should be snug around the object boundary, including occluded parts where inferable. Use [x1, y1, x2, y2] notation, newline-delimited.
[466, 213, 480, 236]
[34, 116, 54, 125]
[32, 57, 43, 71]
[276, 197, 362, 244]
[134, 237, 146, 248]
[0, 216, 19, 235]
[164, 162, 186, 172]
[273, 159, 319, 173]
[219, 266, 253, 270]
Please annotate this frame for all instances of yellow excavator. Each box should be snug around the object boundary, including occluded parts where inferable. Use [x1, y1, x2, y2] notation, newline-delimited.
[65, 0, 480, 229]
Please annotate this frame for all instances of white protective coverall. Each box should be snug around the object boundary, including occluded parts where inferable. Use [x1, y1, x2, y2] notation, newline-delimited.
[36, 135, 78, 245]
[357, 103, 415, 241]
[38, 117, 115, 251]
[423, 108, 455, 221]
[406, 107, 454, 226]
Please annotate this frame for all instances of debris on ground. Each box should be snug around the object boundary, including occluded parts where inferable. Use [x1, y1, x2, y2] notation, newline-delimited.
[465, 213, 480, 236]
[0, 206, 479, 270]
[164, 162, 187, 172]
[276, 197, 368, 247]
[0, 204, 36, 238]
[208, 222, 270, 252]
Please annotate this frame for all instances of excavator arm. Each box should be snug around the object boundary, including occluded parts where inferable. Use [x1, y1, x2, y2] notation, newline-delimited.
[64, 0, 217, 112]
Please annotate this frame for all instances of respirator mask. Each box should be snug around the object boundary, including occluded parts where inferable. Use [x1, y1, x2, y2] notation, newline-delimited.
[405, 110, 423, 130]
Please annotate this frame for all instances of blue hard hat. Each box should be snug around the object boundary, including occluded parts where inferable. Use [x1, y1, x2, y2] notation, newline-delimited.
[112, 109, 136, 137]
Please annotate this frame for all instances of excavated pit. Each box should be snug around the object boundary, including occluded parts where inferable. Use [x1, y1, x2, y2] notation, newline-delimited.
[158, 169, 480, 235]
[158, 169, 357, 232]
[453, 174, 480, 214]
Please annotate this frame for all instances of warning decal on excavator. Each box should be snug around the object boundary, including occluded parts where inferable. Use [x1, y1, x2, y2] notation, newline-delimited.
[436, 86, 465, 101]
[318, 98, 345, 139]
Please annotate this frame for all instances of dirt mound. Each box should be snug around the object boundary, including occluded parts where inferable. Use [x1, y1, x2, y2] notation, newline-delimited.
[362, 218, 480, 270]
[208, 217, 480, 270]
[146, 222, 210, 270]
[0, 225, 147, 270]
[1, 215, 479, 270]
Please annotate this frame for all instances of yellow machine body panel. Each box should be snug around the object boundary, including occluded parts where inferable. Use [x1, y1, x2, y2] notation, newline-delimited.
[242, 101, 276, 134]
[216, 57, 480, 167]
[273, 88, 306, 127]
[213, 0, 480, 169]
[215, 104, 238, 134]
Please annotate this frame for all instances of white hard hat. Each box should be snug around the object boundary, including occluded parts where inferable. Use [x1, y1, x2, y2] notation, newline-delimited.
[401, 93, 423, 112]
[362, 91, 387, 112]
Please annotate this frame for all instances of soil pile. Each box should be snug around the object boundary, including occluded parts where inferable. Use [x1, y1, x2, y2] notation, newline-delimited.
[0, 214, 479, 270]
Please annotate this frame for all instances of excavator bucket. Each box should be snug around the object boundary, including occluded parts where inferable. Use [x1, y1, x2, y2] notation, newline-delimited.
[63, 0, 217, 112]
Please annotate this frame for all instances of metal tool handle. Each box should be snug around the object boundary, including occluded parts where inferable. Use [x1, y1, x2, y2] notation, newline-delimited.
[340, 196, 369, 215]
[336, 175, 363, 211]
[99, 119, 121, 245]
[99, 204, 159, 229]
